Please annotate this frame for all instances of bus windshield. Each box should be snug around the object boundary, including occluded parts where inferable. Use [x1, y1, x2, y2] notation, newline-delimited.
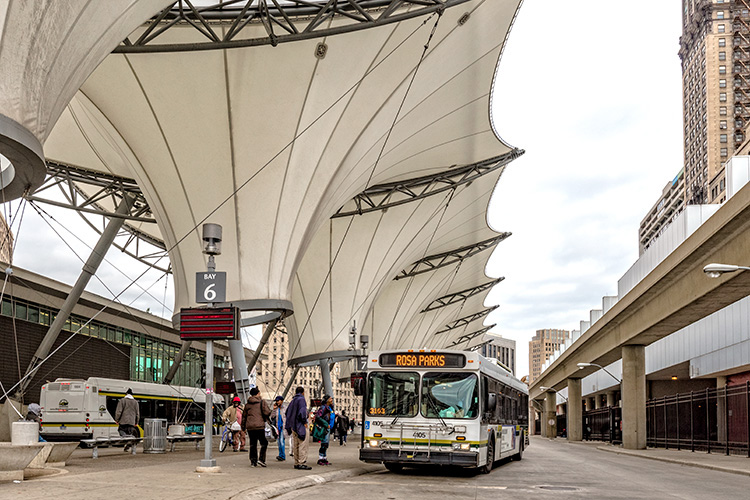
[367, 372, 419, 417]
[421, 372, 478, 419]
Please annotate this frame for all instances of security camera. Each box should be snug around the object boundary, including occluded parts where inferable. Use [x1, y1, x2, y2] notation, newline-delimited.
[202, 223, 222, 256]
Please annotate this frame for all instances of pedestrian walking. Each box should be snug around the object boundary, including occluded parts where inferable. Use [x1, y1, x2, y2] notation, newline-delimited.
[336, 410, 350, 446]
[241, 387, 271, 467]
[222, 396, 246, 451]
[285, 386, 311, 470]
[313, 395, 335, 465]
[115, 388, 140, 452]
[271, 395, 286, 461]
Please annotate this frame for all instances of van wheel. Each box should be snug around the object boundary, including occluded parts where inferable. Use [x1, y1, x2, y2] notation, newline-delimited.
[384, 463, 403, 473]
[481, 435, 494, 474]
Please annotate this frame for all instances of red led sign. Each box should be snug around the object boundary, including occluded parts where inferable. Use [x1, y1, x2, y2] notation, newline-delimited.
[179, 307, 239, 341]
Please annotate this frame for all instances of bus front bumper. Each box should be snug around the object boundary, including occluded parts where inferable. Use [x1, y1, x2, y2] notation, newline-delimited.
[360, 448, 478, 467]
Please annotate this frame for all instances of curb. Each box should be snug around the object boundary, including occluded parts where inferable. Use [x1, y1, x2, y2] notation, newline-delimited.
[595, 445, 750, 477]
[230, 465, 383, 500]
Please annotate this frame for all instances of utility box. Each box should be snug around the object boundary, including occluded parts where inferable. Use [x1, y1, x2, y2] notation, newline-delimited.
[143, 418, 167, 454]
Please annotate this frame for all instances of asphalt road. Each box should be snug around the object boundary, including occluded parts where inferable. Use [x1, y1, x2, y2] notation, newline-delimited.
[275, 437, 750, 499]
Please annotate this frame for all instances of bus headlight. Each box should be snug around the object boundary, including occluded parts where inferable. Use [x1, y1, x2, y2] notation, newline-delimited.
[452, 443, 471, 451]
[368, 440, 379, 448]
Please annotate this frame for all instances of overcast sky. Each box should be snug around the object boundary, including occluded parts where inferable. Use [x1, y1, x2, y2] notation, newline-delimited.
[5, 1, 683, 378]
[486, 0, 683, 377]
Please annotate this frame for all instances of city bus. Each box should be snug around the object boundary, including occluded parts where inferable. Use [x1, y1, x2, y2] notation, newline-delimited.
[39, 377, 224, 441]
[359, 350, 528, 473]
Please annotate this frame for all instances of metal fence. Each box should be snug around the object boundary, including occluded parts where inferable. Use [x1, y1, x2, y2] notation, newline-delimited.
[583, 406, 622, 443]
[647, 383, 750, 456]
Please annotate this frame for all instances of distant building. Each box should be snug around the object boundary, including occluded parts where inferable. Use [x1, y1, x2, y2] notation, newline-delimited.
[528, 329, 569, 385]
[639, 170, 685, 254]
[0, 213, 11, 263]
[679, 0, 750, 205]
[255, 323, 362, 418]
[480, 334, 516, 374]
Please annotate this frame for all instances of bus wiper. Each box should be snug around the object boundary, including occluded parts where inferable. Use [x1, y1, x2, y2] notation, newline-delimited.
[390, 392, 416, 426]
[425, 394, 448, 431]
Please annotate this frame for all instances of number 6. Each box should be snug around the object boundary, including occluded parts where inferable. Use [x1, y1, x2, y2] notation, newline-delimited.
[204, 283, 216, 301]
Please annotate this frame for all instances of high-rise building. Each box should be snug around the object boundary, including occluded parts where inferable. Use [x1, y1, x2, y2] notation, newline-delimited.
[480, 334, 516, 375]
[679, 0, 750, 206]
[254, 322, 362, 418]
[639, 169, 685, 254]
[528, 329, 569, 385]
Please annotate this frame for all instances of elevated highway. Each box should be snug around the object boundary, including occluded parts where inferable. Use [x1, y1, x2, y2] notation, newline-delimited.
[530, 183, 750, 448]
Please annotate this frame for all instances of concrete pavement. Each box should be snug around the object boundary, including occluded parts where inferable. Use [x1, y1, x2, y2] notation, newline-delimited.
[1, 436, 382, 500]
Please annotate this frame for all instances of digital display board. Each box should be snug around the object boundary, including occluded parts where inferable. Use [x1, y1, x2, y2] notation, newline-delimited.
[179, 307, 239, 340]
[379, 352, 466, 368]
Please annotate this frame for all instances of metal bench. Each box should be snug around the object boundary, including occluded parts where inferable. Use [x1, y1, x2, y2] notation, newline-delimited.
[166, 435, 204, 452]
[80, 436, 142, 459]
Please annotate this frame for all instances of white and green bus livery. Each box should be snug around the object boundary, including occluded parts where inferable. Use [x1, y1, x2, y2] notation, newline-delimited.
[39, 377, 223, 441]
[359, 350, 528, 473]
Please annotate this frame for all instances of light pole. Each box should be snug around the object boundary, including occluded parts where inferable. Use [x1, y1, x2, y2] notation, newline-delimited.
[703, 263, 750, 278]
[540, 386, 567, 439]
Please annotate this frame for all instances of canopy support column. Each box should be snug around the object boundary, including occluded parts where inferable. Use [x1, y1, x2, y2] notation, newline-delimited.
[17, 194, 134, 398]
[320, 360, 333, 401]
[247, 320, 277, 375]
[164, 341, 192, 385]
[282, 365, 301, 400]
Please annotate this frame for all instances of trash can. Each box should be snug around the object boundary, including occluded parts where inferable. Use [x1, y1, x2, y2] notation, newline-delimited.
[143, 418, 167, 454]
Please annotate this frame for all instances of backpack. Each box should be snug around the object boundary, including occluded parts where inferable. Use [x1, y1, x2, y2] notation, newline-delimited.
[312, 406, 330, 442]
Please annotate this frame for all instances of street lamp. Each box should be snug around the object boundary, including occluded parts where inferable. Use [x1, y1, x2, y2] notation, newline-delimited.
[540, 386, 568, 402]
[577, 362, 621, 384]
[703, 263, 750, 278]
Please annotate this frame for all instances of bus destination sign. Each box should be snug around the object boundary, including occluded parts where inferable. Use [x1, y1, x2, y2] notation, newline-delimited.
[379, 352, 466, 368]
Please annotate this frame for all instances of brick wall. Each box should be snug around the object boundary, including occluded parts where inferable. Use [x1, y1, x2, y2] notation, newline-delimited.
[0, 315, 130, 404]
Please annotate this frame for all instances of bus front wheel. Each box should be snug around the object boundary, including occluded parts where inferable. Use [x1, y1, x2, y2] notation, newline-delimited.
[384, 463, 403, 473]
[512, 442, 523, 461]
[481, 435, 494, 474]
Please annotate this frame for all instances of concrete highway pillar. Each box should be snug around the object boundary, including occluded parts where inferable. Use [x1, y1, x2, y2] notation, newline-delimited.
[567, 378, 583, 441]
[622, 345, 646, 449]
[606, 391, 617, 407]
[717, 376, 727, 442]
[545, 393, 557, 438]
[595, 395, 603, 409]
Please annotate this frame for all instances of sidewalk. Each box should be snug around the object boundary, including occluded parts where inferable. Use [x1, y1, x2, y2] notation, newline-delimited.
[1, 436, 382, 500]
[561, 437, 750, 477]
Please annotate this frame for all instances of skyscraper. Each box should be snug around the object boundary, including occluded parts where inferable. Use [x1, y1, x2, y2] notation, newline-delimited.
[679, 0, 750, 205]
[528, 329, 569, 385]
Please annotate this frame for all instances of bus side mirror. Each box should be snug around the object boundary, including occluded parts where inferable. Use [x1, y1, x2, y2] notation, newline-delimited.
[351, 373, 366, 396]
[488, 393, 497, 412]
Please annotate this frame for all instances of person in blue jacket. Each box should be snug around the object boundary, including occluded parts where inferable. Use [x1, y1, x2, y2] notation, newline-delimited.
[314, 395, 335, 466]
[285, 387, 311, 470]
[271, 395, 286, 461]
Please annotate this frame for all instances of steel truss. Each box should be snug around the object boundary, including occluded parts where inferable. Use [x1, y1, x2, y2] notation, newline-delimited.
[433, 306, 498, 335]
[466, 339, 491, 352]
[26, 161, 170, 273]
[115, 0, 471, 53]
[420, 277, 503, 313]
[395, 234, 510, 280]
[333, 150, 523, 218]
[446, 324, 494, 348]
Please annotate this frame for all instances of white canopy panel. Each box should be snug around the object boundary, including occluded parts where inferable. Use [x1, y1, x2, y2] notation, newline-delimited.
[365, 250, 499, 352]
[43, 0, 522, 317]
[285, 165, 509, 361]
[0, 0, 168, 199]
